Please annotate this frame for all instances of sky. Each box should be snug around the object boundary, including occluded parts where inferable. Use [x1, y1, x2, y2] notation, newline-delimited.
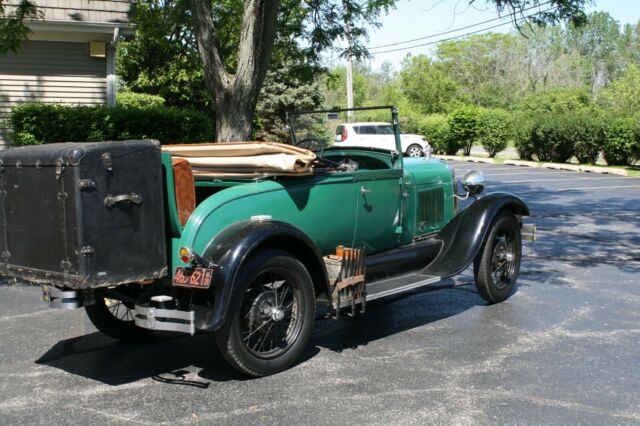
[325, 0, 640, 70]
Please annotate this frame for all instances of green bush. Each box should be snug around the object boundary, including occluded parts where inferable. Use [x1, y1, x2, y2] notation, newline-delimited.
[603, 117, 639, 166]
[572, 113, 605, 164]
[419, 114, 451, 154]
[116, 92, 165, 108]
[512, 112, 535, 161]
[476, 108, 512, 157]
[448, 105, 479, 156]
[529, 112, 604, 164]
[530, 113, 575, 163]
[9, 103, 213, 145]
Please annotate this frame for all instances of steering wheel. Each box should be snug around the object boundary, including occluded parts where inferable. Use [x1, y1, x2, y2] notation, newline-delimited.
[295, 137, 325, 156]
[295, 137, 340, 169]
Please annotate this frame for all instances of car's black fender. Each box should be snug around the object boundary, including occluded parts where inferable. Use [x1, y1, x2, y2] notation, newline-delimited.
[421, 192, 529, 278]
[196, 219, 329, 331]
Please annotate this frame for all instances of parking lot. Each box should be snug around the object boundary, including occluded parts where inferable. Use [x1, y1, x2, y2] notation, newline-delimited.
[1, 160, 639, 425]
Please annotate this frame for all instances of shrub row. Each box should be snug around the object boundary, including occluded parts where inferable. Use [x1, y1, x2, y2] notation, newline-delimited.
[8, 103, 214, 146]
[418, 107, 639, 166]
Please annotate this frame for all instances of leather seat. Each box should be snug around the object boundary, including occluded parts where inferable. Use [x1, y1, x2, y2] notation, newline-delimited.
[171, 157, 196, 226]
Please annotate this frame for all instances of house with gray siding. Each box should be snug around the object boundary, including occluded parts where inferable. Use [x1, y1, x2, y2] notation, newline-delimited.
[0, 0, 135, 147]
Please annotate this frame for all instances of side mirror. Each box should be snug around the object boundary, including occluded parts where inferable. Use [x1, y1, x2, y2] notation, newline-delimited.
[461, 170, 485, 197]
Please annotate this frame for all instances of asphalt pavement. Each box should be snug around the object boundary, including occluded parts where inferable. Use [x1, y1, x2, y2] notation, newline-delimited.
[1, 161, 639, 425]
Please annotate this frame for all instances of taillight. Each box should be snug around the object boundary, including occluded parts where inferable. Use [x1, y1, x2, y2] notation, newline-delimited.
[179, 247, 194, 264]
[341, 126, 348, 142]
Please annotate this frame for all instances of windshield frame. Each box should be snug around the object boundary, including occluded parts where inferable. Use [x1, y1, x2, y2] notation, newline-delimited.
[285, 106, 402, 163]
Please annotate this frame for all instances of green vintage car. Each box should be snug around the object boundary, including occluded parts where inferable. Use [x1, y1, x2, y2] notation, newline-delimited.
[0, 106, 533, 377]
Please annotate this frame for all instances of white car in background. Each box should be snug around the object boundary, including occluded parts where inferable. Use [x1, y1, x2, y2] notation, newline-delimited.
[334, 122, 430, 157]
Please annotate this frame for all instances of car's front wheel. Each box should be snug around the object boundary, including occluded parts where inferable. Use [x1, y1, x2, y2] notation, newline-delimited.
[473, 212, 522, 303]
[406, 144, 423, 158]
[215, 250, 316, 377]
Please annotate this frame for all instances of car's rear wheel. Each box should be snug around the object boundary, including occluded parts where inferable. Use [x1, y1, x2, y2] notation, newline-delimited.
[215, 250, 315, 377]
[473, 212, 522, 303]
[406, 144, 423, 158]
[85, 286, 151, 341]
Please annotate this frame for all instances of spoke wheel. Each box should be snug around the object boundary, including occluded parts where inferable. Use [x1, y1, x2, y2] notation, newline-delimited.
[85, 286, 151, 342]
[216, 250, 315, 377]
[240, 271, 303, 357]
[406, 144, 423, 158]
[474, 212, 522, 304]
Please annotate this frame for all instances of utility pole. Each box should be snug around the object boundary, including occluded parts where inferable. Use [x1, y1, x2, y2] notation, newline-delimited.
[344, 1, 353, 121]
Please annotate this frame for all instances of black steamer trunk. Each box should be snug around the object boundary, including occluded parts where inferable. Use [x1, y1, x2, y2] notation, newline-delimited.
[0, 140, 167, 288]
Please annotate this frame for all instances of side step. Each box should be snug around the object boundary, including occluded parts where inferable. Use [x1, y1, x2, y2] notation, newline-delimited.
[366, 273, 441, 302]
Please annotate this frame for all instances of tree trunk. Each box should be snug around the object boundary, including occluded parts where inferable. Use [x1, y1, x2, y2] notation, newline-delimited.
[190, 0, 280, 142]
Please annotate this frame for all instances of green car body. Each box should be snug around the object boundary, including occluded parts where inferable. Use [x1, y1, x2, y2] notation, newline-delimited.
[165, 151, 457, 275]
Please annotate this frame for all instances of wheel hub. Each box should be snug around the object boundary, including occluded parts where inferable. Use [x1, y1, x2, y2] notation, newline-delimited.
[270, 307, 285, 321]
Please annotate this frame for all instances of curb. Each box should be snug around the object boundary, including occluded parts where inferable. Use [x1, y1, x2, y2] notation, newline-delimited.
[435, 155, 495, 164]
[437, 156, 629, 176]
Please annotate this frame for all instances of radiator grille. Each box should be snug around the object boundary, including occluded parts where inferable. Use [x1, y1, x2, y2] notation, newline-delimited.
[418, 188, 444, 233]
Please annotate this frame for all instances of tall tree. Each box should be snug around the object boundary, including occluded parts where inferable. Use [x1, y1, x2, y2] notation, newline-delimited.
[188, 0, 586, 141]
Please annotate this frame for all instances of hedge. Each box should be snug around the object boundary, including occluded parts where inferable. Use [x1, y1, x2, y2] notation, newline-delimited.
[476, 108, 513, 158]
[116, 92, 166, 109]
[8, 103, 213, 146]
[448, 106, 479, 156]
[419, 114, 451, 154]
[603, 117, 640, 166]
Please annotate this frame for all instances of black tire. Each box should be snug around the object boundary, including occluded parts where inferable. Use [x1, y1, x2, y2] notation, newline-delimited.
[406, 144, 423, 158]
[473, 212, 522, 304]
[215, 250, 316, 377]
[85, 287, 151, 342]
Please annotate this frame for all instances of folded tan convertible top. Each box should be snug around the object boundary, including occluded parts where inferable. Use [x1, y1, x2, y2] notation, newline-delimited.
[162, 142, 316, 178]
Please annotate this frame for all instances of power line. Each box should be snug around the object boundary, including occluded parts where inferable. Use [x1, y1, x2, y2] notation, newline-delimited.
[367, 0, 554, 50]
[369, 6, 556, 55]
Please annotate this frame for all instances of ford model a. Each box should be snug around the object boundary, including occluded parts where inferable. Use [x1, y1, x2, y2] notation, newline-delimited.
[0, 106, 534, 377]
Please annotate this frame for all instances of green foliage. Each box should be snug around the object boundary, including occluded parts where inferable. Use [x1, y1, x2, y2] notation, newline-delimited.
[512, 112, 536, 161]
[530, 114, 575, 163]
[572, 113, 606, 164]
[255, 59, 324, 142]
[476, 108, 513, 157]
[398, 55, 459, 114]
[8, 103, 213, 146]
[602, 117, 640, 166]
[116, 92, 165, 109]
[529, 111, 604, 163]
[0, 0, 41, 55]
[419, 114, 451, 155]
[598, 64, 640, 114]
[116, 0, 214, 112]
[448, 106, 480, 156]
[516, 88, 593, 114]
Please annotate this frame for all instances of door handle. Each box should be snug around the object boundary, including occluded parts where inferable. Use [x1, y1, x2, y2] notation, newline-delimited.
[360, 186, 373, 194]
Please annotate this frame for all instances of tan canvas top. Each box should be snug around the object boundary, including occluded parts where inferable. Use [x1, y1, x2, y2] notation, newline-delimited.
[162, 142, 316, 178]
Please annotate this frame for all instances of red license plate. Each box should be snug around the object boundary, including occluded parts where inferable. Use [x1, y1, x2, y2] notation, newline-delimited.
[173, 267, 214, 289]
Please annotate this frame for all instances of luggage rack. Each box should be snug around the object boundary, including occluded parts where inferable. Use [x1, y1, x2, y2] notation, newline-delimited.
[324, 246, 366, 318]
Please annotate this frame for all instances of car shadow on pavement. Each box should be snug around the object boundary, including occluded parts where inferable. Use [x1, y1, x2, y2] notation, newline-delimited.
[35, 280, 488, 386]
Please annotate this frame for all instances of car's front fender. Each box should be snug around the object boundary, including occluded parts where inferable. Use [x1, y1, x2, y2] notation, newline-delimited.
[421, 192, 529, 278]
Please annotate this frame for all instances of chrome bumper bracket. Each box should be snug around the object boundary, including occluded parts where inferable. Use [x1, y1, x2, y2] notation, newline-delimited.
[134, 305, 195, 335]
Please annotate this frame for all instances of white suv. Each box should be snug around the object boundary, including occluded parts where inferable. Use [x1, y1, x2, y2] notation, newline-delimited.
[334, 122, 430, 157]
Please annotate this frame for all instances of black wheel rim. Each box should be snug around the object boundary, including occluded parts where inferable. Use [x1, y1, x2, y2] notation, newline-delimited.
[238, 268, 304, 358]
[491, 227, 518, 290]
[105, 298, 134, 322]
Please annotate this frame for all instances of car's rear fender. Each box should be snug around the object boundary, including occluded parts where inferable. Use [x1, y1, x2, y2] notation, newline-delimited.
[196, 219, 329, 331]
[421, 192, 529, 278]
